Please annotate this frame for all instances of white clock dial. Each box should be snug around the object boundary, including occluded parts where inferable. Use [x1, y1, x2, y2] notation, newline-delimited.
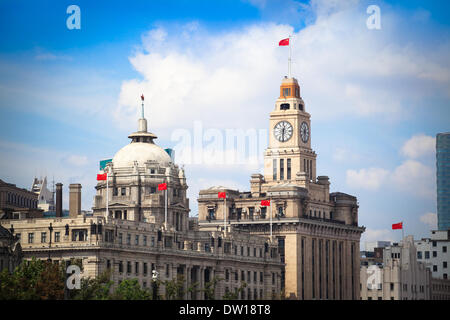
[300, 122, 309, 143]
[274, 121, 293, 142]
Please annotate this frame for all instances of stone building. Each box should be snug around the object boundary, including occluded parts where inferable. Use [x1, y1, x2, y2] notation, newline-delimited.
[0, 178, 41, 219]
[415, 230, 449, 280]
[360, 236, 431, 300]
[0, 105, 283, 300]
[198, 76, 365, 300]
[0, 225, 23, 272]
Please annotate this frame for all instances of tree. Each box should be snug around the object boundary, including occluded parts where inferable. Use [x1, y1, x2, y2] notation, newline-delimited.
[163, 275, 186, 300]
[222, 281, 247, 300]
[203, 276, 223, 300]
[0, 257, 65, 300]
[70, 270, 113, 300]
[111, 279, 151, 300]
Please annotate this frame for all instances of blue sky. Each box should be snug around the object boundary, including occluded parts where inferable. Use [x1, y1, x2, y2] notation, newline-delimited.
[0, 0, 449, 244]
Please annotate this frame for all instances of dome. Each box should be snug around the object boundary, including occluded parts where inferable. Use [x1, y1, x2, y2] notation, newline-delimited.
[112, 142, 171, 168]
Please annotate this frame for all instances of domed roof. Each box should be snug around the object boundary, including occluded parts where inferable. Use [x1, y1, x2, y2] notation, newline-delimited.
[112, 142, 171, 168]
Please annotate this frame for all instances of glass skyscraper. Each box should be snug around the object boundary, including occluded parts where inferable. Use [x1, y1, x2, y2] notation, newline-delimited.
[437, 132, 450, 231]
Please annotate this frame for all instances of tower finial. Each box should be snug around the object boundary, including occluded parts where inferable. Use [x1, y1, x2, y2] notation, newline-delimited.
[140, 94, 145, 118]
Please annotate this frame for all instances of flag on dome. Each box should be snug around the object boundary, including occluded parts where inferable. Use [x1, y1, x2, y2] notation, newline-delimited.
[279, 38, 289, 46]
[141, 94, 144, 101]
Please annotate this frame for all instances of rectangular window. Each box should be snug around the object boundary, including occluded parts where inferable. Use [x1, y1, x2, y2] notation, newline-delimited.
[127, 234, 131, 245]
[127, 261, 131, 274]
[121, 187, 126, 196]
[41, 232, 47, 243]
[443, 246, 447, 253]
[417, 251, 422, 259]
[119, 233, 123, 245]
[143, 263, 148, 275]
[135, 262, 139, 275]
[280, 159, 284, 180]
[444, 261, 447, 269]
[119, 261, 123, 273]
[425, 251, 430, 259]
[282, 88, 291, 96]
[113, 188, 118, 196]
[54, 232, 60, 243]
[273, 159, 277, 180]
[143, 235, 147, 246]
[287, 158, 291, 180]
[135, 235, 139, 246]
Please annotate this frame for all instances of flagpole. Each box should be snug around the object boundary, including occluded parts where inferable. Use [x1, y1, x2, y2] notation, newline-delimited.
[288, 35, 292, 78]
[224, 196, 227, 235]
[270, 198, 272, 239]
[106, 171, 109, 220]
[402, 221, 404, 242]
[164, 187, 168, 230]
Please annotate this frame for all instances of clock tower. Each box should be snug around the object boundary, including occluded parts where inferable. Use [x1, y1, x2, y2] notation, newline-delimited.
[264, 76, 317, 184]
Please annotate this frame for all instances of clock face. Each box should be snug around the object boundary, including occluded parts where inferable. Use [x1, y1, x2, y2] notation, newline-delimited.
[300, 122, 309, 143]
[274, 121, 293, 142]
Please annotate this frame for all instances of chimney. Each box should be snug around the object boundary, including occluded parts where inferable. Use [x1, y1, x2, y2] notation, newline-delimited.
[55, 183, 63, 217]
[69, 183, 82, 218]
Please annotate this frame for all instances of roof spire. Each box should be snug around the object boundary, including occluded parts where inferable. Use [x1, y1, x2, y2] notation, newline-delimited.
[140, 94, 145, 118]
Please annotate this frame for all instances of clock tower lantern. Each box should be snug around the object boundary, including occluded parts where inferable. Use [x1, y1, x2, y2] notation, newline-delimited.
[264, 76, 317, 184]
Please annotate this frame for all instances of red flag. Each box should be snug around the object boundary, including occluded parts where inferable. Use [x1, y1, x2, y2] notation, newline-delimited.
[279, 38, 289, 46]
[261, 200, 270, 206]
[141, 94, 144, 101]
[392, 222, 403, 230]
[158, 183, 167, 191]
[218, 192, 226, 199]
[97, 173, 107, 181]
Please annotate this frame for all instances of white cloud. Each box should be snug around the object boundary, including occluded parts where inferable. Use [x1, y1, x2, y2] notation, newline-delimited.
[346, 167, 389, 190]
[420, 212, 437, 229]
[114, 3, 450, 133]
[401, 134, 435, 159]
[391, 160, 435, 199]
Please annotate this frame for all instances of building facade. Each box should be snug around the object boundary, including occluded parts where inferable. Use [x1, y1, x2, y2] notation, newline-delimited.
[415, 230, 449, 280]
[198, 76, 365, 300]
[0, 178, 40, 219]
[31, 176, 55, 212]
[0, 108, 283, 300]
[360, 236, 431, 300]
[0, 225, 23, 273]
[437, 132, 450, 231]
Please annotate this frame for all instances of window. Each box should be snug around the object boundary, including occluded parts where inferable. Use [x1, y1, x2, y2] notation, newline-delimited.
[295, 87, 299, 98]
[143, 236, 147, 246]
[417, 251, 422, 259]
[127, 234, 131, 245]
[119, 233, 123, 245]
[260, 272, 264, 283]
[113, 187, 118, 196]
[280, 103, 290, 110]
[273, 159, 277, 180]
[151, 236, 155, 247]
[119, 261, 123, 273]
[106, 260, 111, 269]
[248, 271, 251, 283]
[282, 88, 291, 96]
[41, 232, 47, 243]
[443, 246, 447, 253]
[287, 158, 291, 180]
[121, 187, 126, 196]
[127, 261, 131, 274]
[425, 251, 430, 259]
[143, 263, 148, 275]
[241, 271, 245, 281]
[433, 265, 438, 272]
[135, 262, 139, 275]
[433, 251, 437, 258]
[443, 261, 447, 269]
[135, 235, 139, 245]
[225, 269, 229, 281]
[390, 283, 394, 291]
[28, 233, 34, 243]
[280, 159, 284, 180]
[432, 241, 437, 247]
[72, 229, 88, 241]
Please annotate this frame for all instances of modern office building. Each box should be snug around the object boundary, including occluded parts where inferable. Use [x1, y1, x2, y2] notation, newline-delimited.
[437, 132, 450, 231]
